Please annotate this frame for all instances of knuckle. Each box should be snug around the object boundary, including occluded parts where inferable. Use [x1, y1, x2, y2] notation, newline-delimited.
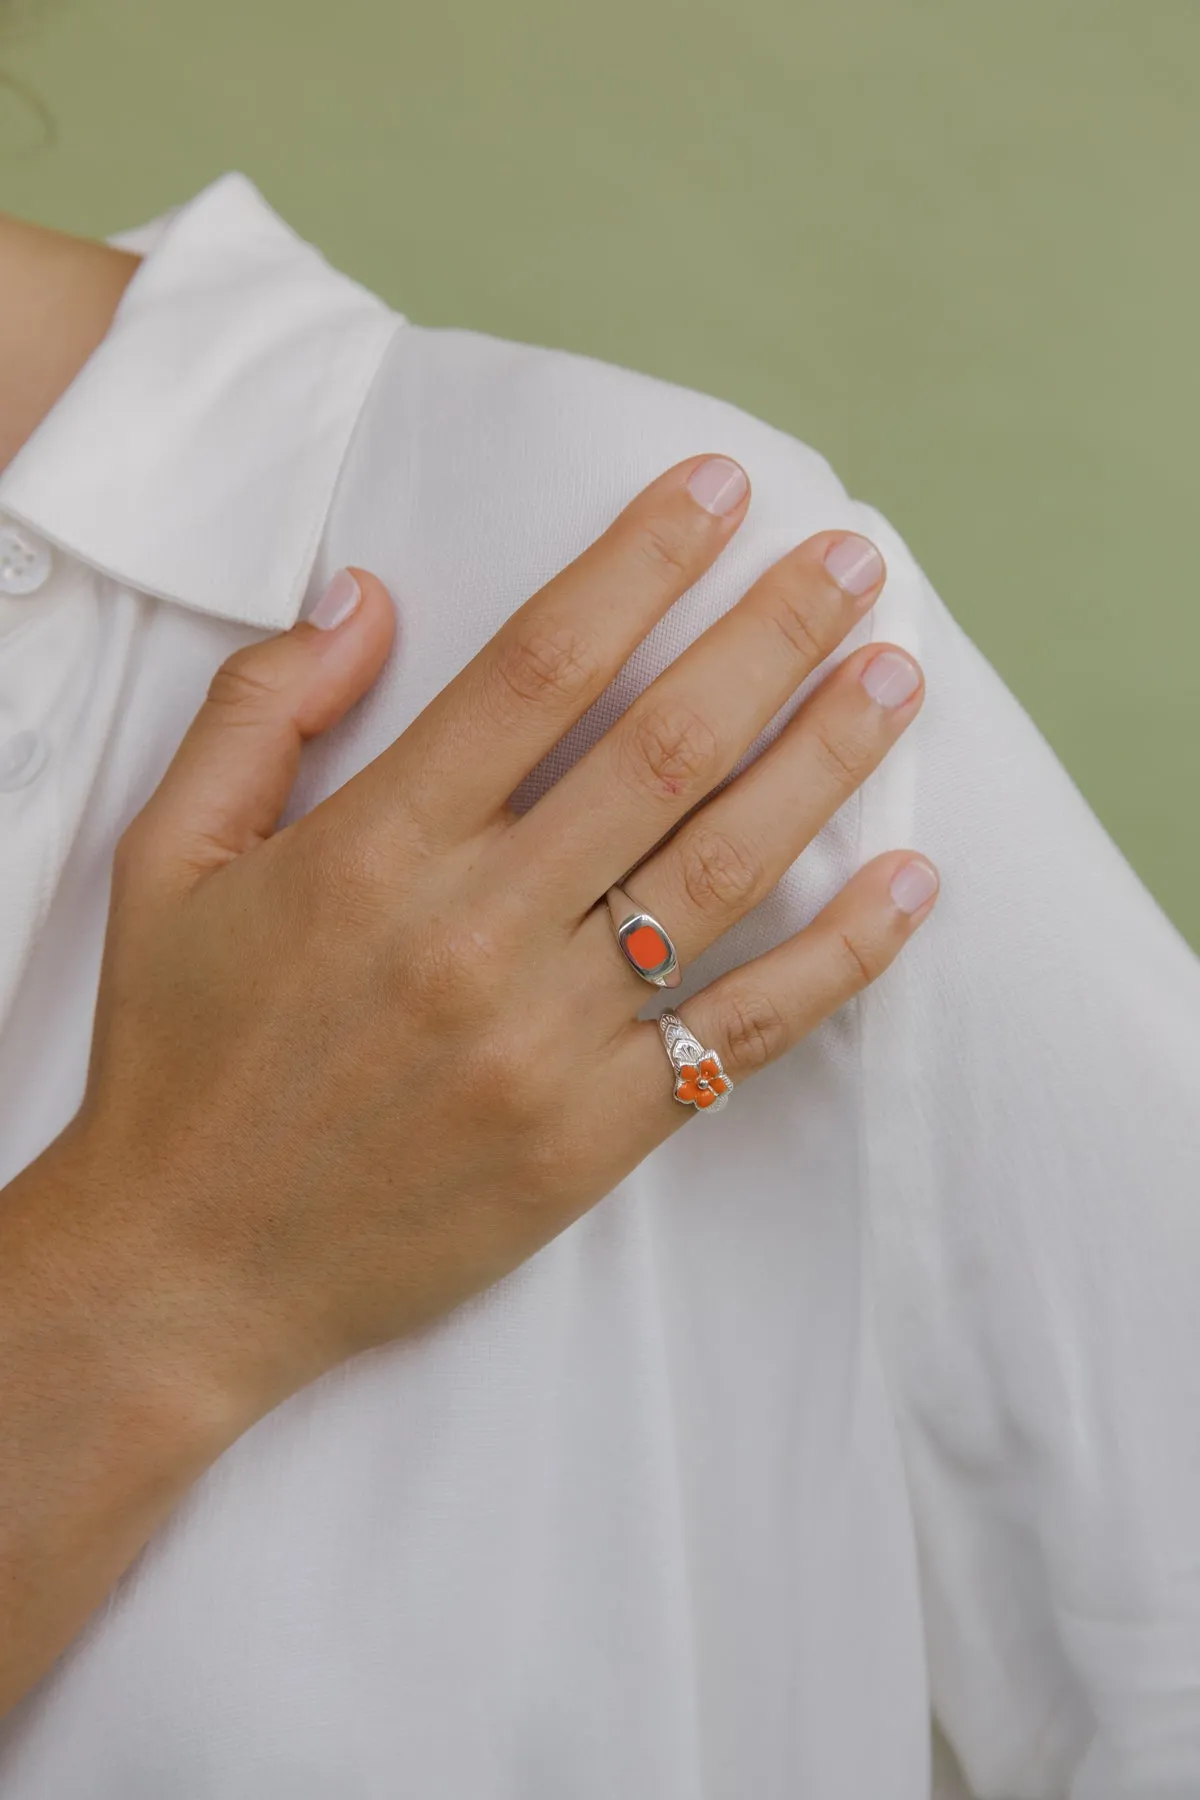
[205, 648, 287, 717]
[405, 907, 513, 1020]
[809, 718, 864, 788]
[679, 826, 761, 916]
[491, 623, 600, 708]
[623, 701, 719, 802]
[764, 587, 827, 666]
[464, 1027, 525, 1104]
[462, 1027, 560, 1158]
[633, 518, 696, 586]
[835, 927, 882, 988]
[718, 987, 789, 1074]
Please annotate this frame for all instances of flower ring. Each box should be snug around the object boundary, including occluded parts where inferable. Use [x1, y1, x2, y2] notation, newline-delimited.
[673, 1053, 731, 1109]
[657, 1014, 733, 1117]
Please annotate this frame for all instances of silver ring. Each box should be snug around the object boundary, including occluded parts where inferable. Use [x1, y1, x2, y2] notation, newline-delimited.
[606, 883, 681, 989]
[658, 1011, 733, 1115]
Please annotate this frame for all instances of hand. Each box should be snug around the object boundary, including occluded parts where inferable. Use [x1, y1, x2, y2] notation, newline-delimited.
[42, 454, 936, 1427]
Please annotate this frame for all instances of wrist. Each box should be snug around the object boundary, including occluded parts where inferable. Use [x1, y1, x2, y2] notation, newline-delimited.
[0, 1132, 259, 1711]
[0, 1130, 266, 1471]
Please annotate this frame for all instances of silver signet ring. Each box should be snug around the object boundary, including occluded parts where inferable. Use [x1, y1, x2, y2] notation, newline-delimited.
[606, 884, 681, 988]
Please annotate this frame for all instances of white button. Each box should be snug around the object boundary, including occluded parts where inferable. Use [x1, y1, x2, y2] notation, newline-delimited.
[0, 524, 53, 596]
[0, 730, 49, 792]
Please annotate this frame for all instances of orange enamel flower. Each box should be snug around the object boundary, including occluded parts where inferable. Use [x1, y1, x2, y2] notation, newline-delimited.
[673, 1054, 730, 1109]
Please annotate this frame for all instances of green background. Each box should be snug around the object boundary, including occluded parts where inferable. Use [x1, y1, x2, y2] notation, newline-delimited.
[3, 0, 1198, 946]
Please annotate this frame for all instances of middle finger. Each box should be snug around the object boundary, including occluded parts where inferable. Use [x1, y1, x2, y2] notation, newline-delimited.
[512, 528, 886, 911]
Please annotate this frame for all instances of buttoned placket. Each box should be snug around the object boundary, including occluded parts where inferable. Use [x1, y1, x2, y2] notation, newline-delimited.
[0, 515, 134, 1034]
[0, 517, 56, 795]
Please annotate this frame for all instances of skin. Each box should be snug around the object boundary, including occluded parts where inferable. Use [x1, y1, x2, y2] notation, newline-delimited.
[0, 213, 141, 469]
[0, 215, 937, 1714]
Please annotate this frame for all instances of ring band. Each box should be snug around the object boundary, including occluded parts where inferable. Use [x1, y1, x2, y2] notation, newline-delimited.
[658, 1011, 733, 1115]
[606, 884, 682, 989]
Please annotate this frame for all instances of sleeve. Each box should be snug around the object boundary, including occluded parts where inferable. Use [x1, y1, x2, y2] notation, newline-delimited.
[852, 502, 1200, 1800]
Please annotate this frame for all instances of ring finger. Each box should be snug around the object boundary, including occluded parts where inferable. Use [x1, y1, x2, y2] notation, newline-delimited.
[602, 846, 940, 1157]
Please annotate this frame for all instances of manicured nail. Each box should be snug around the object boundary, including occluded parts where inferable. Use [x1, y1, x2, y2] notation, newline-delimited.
[824, 534, 885, 598]
[686, 456, 749, 517]
[890, 857, 939, 915]
[861, 648, 921, 707]
[309, 569, 362, 631]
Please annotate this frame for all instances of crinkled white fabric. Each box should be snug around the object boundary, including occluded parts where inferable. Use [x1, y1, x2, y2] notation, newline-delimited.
[0, 173, 1197, 1800]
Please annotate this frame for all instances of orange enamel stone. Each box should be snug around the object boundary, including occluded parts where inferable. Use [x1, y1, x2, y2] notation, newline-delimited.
[708, 1075, 729, 1094]
[626, 923, 669, 971]
[698, 1057, 720, 1079]
[677, 1063, 699, 1082]
[693, 1087, 717, 1107]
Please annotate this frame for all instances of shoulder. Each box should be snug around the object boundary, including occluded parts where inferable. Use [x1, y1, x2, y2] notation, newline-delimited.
[333, 320, 940, 668]
[366, 320, 848, 511]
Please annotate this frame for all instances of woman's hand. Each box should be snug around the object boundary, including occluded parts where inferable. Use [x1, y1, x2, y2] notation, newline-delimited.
[0, 453, 935, 1709]
[43, 453, 936, 1422]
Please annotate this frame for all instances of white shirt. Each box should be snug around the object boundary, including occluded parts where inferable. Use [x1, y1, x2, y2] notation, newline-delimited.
[0, 172, 1198, 1800]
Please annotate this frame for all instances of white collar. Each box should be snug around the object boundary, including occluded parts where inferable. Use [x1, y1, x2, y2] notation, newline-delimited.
[0, 171, 401, 631]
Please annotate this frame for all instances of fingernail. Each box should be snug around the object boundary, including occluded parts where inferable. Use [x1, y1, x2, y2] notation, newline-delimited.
[686, 456, 749, 517]
[861, 648, 921, 708]
[824, 534, 885, 598]
[309, 569, 362, 631]
[890, 857, 939, 915]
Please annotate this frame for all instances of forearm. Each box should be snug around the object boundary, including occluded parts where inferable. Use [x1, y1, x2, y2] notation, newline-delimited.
[0, 1142, 239, 1717]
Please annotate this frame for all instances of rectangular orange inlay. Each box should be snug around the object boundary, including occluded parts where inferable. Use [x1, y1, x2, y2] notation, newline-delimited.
[626, 923, 668, 970]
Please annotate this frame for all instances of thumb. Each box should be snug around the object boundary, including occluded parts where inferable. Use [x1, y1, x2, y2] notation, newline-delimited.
[126, 567, 396, 890]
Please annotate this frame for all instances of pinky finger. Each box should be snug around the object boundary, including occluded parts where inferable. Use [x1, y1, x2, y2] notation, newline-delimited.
[620, 849, 940, 1140]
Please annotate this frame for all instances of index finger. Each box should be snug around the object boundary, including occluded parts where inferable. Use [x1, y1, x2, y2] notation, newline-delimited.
[340, 454, 750, 844]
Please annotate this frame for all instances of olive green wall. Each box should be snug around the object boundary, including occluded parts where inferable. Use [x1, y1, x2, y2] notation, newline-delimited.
[3, 0, 1198, 946]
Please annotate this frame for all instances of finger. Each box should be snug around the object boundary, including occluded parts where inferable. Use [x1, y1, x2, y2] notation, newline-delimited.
[589, 641, 924, 993]
[120, 568, 396, 893]
[509, 528, 887, 914]
[338, 454, 750, 846]
[605, 848, 940, 1151]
